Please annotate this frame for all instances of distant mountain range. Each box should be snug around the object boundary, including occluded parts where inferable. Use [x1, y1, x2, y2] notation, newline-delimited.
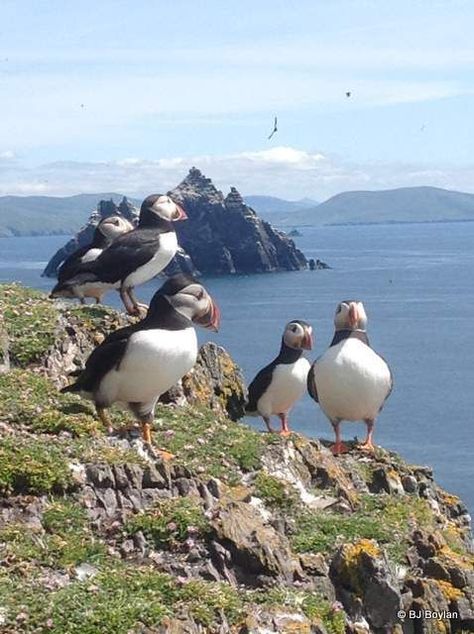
[0, 193, 139, 237]
[260, 186, 474, 227]
[1, 186, 474, 237]
[243, 195, 318, 216]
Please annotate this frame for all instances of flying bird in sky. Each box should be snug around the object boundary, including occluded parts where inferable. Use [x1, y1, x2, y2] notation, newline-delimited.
[268, 116, 278, 139]
[345, 91, 352, 98]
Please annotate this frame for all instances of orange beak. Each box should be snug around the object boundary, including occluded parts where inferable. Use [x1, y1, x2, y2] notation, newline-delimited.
[302, 329, 313, 350]
[173, 203, 188, 221]
[348, 302, 359, 328]
[195, 298, 221, 332]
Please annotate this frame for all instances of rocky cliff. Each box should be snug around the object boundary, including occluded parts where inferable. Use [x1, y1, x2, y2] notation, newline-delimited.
[0, 284, 472, 634]
[42, 168, 308, 278]
[168, 168, 307, 274]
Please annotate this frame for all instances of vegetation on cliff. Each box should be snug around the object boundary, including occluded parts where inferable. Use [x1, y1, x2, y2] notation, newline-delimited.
[0, 284, 472, 633]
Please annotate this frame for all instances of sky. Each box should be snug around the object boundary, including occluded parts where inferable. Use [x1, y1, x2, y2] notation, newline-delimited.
[2, 0, 474, 200]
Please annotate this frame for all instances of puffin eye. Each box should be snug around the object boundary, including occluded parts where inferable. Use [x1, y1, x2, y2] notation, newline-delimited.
[336, 305, 342, 314]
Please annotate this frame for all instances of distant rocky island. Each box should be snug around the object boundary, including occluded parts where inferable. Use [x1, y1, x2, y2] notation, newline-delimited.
[43, 168, 309, 277]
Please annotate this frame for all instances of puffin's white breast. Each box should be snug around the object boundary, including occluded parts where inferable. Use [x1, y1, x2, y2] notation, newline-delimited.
[123, 232, 178, 288]
[98, 326, 198, 405]
[313, 338, 391, 422]
[257, 357, 310, 417]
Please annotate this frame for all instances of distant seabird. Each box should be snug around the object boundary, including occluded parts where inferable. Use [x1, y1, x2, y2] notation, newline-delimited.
[268, 116, 278, 140]
[345, 91, 352, 98]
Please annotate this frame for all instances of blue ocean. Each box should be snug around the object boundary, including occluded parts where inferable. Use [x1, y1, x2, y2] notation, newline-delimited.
[1, 222, 473, 512]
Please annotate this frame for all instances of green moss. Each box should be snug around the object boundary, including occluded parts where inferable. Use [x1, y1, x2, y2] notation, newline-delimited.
[178, 580, 244, 627]
[0, 284, 58, 366]
[292, 494, 435, 563]
[0, 436, 73, 495]
[0, 565, 177, 633]
[253, 472, 299, 511]
[0, 370, 100, 437]
[76, 439, 146, 466]
[292, 507, 387, 555]
[152, 404, 265, 483]
[0, 500, 105, 569]
[125, 497, 210, 549]
[0, 565, 247, 633]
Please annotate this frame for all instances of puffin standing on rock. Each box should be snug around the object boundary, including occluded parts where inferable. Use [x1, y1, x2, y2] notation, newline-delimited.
[61, 275, 220, 456]
[246, 320, 313, 434]
[51, 194, 187, 315]
[54, 215, 133, 304]
[307, 300, 392, 455]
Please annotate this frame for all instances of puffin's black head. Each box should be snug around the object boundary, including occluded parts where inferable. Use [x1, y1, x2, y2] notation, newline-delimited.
[96, 215, 133, 241]
[139, 194, 187, 225]
[283, 319, 313, 350]
[334, 300, 368, 331]
[150, 275, 220, 331]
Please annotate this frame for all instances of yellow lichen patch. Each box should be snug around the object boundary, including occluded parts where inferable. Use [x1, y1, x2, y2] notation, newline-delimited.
[434, 619, 448, 634]
[439, 544, 474, 571]
[345, 538, 381, 562]
[338, 539, 381, 596]
[436, 579, 463, 601]
[439, 491, 460, 507]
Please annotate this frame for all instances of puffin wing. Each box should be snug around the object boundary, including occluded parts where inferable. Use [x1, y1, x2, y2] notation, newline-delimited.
[64, 231, 160, 286]
[246, 363, 276, 413]
[378, 354, 394, 411]
[307, 362, 319, 402]
[57, 245, 91, 282]
[91, 231, 161, 283]
[61, 325, 133, 394]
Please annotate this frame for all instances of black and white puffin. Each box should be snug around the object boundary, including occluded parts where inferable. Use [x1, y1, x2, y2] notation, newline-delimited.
[53, 215, 133, 304]
[307, 300, 392, 455]
[50, 194, 187, 314]
[61, 275, 220, 455]
[246, 320, 313, 434]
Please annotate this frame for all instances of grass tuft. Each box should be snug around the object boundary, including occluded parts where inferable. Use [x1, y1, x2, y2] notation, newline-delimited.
[0, 284, 58, 366]
[125, 497, 210, 549]
[0, 436, 73, 495]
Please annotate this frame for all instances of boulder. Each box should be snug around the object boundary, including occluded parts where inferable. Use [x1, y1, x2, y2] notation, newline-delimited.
[330, 539, 402, 630]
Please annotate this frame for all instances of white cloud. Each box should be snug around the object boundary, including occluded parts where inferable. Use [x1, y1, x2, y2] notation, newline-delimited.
[1, 146, 474, 201]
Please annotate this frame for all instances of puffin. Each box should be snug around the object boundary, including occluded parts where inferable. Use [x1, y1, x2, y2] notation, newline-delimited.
[50, 194, 187, 314]
[54, 215, 133, 304]
[246, 320, 313, 434]
[61, 274, 220, 455]
[307, 300, 392, 455]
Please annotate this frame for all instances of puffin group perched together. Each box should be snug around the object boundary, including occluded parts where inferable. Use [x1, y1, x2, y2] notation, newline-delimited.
[55, 192, 393, 457]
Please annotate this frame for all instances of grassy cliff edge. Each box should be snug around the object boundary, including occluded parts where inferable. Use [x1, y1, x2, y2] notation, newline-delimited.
[0, 284, 472, 634]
